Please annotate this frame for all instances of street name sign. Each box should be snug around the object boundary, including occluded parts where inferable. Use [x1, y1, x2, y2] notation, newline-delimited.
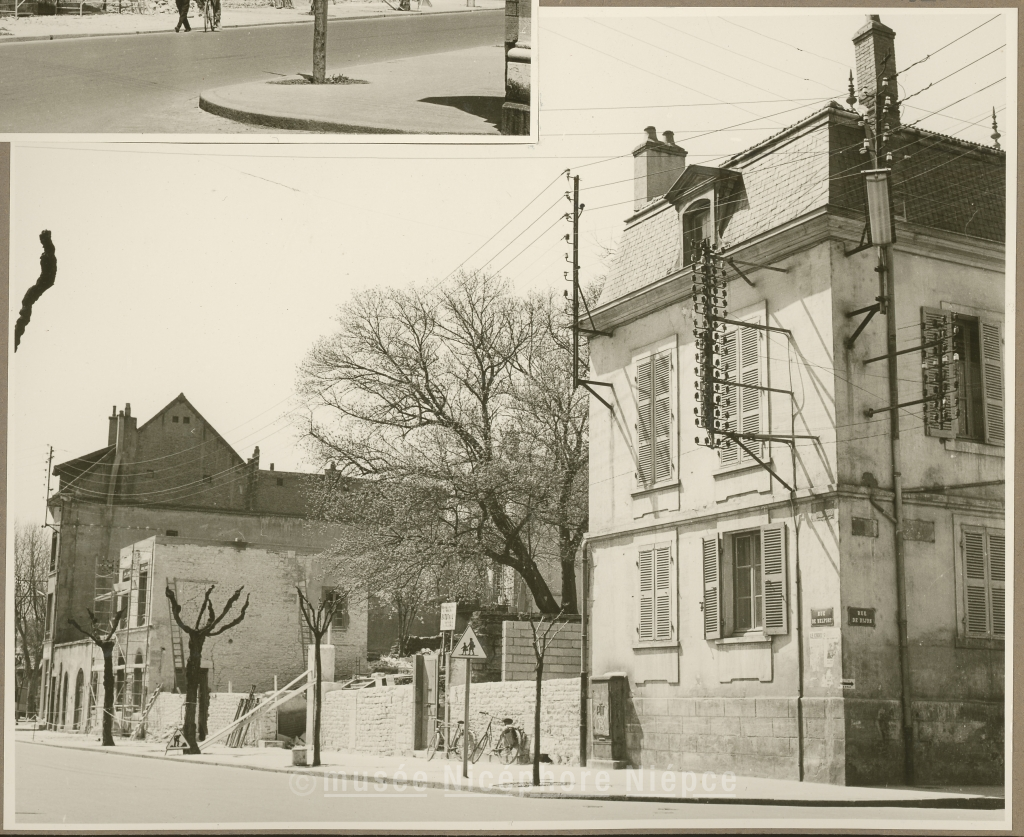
[440, 602, 457, 632]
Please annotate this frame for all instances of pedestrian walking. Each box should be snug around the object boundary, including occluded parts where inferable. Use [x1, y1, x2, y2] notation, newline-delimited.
[175, 0, 192, 32]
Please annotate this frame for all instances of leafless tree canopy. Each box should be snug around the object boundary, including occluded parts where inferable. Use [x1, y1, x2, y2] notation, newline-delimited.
[298, 272, 595, 614]
[14, 522, 50, 713]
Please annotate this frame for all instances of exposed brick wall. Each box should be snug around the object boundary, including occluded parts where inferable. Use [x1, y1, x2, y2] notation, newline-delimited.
[501, 620, 581, 681]
[446, 675, 581, 765]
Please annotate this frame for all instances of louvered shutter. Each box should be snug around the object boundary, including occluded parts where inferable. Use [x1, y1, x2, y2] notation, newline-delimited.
[921, 307, 956, 439]
[654, 544, 673, 640]
[738, 325, 763, 463]
[653, 352, 673, 483]
[761, 524, 788, 635]
[979, 319, 1004, 445]
[989, 532, 1005, 637]
[636, 357, 653, 485]
[702, 537, 721, 639]
[638, 547, 654, 642]
[963, 528, 989, 637]
[718, 330, 740, 467]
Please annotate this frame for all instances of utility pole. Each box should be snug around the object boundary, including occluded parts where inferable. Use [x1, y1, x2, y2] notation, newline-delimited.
[571, 174, 580, 388]
[42, 445, 54, 529]
[579, 544, 588, 767]
[861, 63, 914, 786]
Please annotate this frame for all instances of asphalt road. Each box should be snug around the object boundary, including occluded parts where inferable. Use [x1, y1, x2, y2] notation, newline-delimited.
[13, 741, 1003, 827]
[0, 10, 501, 132]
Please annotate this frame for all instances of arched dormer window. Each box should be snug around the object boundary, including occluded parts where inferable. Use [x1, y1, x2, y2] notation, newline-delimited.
[682, 199, 713, 268]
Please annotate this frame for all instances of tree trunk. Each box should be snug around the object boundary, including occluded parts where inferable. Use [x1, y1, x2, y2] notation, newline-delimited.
[515, 559, 560, 614]
[313, 638, 323, 767]
[560, 559, 579, 616]
[198, 669, 210, 741]
[312, 0, 327, 83]
[182, 635, 204, 754]
[101, 644, 116, 747]
[532, 656, 543, 786]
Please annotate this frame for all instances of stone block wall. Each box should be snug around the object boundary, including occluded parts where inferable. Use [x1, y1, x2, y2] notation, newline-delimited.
[144, 690, 278, 744]
[446, 676, 581, 765]
[912, 700, 1004, 786]
[501, 620, 581, 682]
[319, 684, 414, 757]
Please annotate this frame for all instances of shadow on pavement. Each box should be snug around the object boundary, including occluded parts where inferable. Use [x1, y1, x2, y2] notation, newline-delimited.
[419, 95, 503, 129]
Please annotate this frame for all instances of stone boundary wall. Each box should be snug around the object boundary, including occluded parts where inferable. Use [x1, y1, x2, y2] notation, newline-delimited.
[145, 690, 278, 743]
[319, 684, 415, 757]
[501, 621, 581, 682]
[447, 676, 581, 765]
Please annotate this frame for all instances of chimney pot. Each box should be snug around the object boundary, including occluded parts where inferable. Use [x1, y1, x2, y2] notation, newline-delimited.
[632, 126, 688, 211]
[663, 130, 675, 145]
[111, 406, 117, 417]
[270, 463, 275, 471]
[644, 126, 657, 141]
[124, 403, 131, 417]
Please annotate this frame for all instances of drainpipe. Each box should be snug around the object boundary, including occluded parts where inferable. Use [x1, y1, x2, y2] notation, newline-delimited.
[787, 337, 804, 782]
[579, 541, 589, 767]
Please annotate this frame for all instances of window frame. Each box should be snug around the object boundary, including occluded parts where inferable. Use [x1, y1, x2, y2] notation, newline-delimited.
[632, 337, 677, 493]
[681, 197, 714, 268]
[634, 540, 678, 648]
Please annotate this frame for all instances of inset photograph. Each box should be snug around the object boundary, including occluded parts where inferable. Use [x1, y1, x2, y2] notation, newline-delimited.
[0, 0, 534, 138]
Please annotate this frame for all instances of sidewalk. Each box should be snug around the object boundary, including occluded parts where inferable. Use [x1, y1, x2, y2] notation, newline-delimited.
[0, 0, 500, 42]
[198, 44, 506, 134]
[15, 728, 1004, 809]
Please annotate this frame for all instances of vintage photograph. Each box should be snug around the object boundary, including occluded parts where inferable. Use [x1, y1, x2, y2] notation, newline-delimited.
[4, 5, 1013, 832]
[0, 0, 534, 137]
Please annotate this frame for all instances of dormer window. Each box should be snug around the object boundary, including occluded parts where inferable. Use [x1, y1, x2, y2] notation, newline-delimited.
[683, 199, 712, 267]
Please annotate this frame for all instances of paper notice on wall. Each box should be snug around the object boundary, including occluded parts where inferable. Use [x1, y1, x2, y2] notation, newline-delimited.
[809, 629, 825, 672]
[824, 630, 840, 669]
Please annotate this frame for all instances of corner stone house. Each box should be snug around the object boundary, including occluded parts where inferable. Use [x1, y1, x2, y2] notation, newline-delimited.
[585, 17, 1004, 786]
[41, 394, 365, 733]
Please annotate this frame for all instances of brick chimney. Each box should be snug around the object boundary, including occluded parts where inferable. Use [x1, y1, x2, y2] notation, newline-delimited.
[853, 15, 900, 128]
[633, 126, 688, 211]
[108, 405, 118, 446]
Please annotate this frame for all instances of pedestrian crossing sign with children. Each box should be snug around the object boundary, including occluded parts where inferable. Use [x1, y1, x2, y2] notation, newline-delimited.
[450, 625, 487, 659]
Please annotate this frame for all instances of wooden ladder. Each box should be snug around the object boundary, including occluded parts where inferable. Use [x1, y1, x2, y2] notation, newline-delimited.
[129, 684, 162, 740]
[168, 580, 187, 692]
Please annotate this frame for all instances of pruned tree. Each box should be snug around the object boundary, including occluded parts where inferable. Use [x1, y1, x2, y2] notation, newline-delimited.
[528, 609, 568, 786]
[68, 602, 129, 746]
[14, 522, 49, 718]
[165, 585, 250, 754]
[311, 0, 327, 83]
[298, 271, 590, 615]
[296, 586, 344, 767]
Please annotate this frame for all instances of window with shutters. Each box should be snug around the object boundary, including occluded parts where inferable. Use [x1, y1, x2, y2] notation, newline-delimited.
[922, 308, 1003, 445]
[636, 543, 676, 645]
[959, 526, 1004, 643]
[718, 315, 766, 469]
[682, 200, 713, 268]
[703, 524, 788, 640]
[634, 347, 675, 489]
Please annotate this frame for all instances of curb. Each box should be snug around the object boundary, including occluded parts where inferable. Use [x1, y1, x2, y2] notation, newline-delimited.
[15, 737, 1005, 810]
[0, 6, 494, 44]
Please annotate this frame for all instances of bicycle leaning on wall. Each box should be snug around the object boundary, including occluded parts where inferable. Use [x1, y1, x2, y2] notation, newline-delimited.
[470, 712, 523, 765]
[426, 717, 476, 761]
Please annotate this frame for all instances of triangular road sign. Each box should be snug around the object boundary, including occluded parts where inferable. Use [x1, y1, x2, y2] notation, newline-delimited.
[450, 625, 487, 660]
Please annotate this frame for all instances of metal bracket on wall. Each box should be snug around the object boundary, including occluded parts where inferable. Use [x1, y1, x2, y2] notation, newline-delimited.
[844, 222, 873, 257]
[845, 302, 881, 349]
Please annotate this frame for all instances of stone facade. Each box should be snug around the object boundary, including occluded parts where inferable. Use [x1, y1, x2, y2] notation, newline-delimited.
[320, 684, 415, 757]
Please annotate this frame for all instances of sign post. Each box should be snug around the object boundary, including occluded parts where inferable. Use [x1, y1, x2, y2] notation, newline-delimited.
[440, 603, 457, 756]
[450, 625, 487, 780]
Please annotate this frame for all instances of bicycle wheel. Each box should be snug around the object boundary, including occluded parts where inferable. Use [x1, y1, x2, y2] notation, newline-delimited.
[427, 728, 442, 761]
[470, 728, 489, 764]
[496, 727, 520, 765]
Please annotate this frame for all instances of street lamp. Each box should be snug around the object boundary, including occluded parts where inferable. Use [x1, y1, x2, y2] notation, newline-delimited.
[863, 168, 894, 246]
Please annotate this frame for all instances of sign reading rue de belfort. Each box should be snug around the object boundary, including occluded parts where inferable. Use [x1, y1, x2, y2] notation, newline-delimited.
[848, 607, 876, 627]
[810, 607, 834, 627]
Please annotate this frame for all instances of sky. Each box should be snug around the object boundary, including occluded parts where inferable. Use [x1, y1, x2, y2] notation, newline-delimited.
[7, 7, 1012, 527]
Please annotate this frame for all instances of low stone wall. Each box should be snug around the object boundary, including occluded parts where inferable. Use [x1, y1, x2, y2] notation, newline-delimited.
[319, 684, 415, 757]
[447, 676, 581, 765]
[501, 620, 581, 682]
[146, 690, 278, 744]
[912, 700, 1004, 786]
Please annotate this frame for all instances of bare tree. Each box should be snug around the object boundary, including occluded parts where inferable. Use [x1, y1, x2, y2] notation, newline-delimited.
[298, 271, 589, 614]
[296, 586, 343, 767]
[68, 602, 128, 746]
[14, 522, 49, 717]
[311, 0, 327, 82]
[527, 609, 569, 786]
[165, 585, 250, 754]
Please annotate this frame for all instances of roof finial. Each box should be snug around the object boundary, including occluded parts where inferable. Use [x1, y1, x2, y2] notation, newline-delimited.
[991, 107, 1001, 150]
[846, 70, 858, 110]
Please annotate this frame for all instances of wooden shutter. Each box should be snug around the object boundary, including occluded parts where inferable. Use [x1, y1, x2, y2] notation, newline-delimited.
[638, 547, 654, 642]
[636, 356, 653, 485]
[702, 537, 721, 640]
[979, 319, 1004, 445]
[738, 325, 762, 463]
[921, 307, 956, 439]
[718, 330, 740, 467]
[761, 524, 788, 635]
[654, 544, 673, 640]
[989, 532, 1005, 637]
[963, 528, 989, 637]
[653, 352, 673, 483]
